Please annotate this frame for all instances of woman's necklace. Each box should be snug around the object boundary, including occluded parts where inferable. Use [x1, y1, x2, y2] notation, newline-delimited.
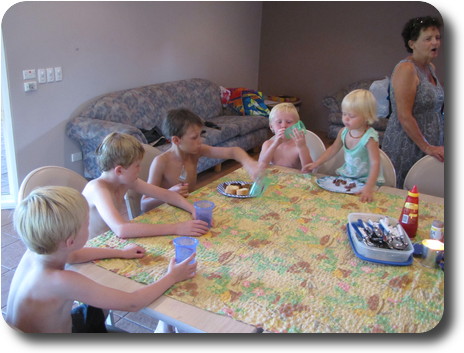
[348, 129, 365, 139]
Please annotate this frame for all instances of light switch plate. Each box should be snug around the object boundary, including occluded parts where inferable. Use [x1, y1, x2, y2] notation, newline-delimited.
[54, 67, 62, 81]
[46, 68, 55, 82]
[38, 69, 46, 83]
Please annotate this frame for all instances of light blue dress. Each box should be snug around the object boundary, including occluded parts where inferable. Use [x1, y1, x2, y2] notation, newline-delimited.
[336, 127, 385, 185]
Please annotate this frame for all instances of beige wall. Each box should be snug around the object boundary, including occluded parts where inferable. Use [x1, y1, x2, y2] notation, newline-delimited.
[258, 1, 444, 132]
[2, 1, 263, 183]
[2, 1, 447, 187]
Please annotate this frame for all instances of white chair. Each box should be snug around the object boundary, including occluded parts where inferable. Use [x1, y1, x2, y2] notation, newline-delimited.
[305, 130, 326, 162]
[317, 148, 396, 187]
[317, 148, 345, 176]
[379, 149, 396, 188]
[124, 144, 162, 219]
[18, 166, 88, 202]
[403, 155, 444, 197]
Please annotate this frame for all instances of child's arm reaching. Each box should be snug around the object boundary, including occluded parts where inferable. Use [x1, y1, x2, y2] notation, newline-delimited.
[67, 244, 146, 264]
[302, 129, 344, 173]
[67, 253, 197, 313]
[201, 145, 262, 180]
[357, 138, 380, 202]
[88, 181, 209, 239]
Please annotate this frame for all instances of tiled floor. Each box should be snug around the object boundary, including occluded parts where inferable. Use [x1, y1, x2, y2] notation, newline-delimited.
[1, 131, 333, 333]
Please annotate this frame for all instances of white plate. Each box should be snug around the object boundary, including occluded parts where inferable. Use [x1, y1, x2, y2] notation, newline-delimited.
[316, 176, 364, 194]
[217, 181, 254, 198]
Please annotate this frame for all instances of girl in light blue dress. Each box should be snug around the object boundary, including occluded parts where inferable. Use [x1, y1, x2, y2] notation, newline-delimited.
[302, 89, 383, 202]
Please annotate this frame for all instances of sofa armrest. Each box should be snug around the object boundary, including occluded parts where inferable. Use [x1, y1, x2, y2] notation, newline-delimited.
[66, 117, 147, 179]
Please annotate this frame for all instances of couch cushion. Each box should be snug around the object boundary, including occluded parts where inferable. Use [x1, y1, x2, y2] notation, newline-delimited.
[156, 115, 269, 152]
[201, 122, 242, 146]
[77, 78, 223, 131]
[322, 79, 378, 114]
[208, 115, 269, 137]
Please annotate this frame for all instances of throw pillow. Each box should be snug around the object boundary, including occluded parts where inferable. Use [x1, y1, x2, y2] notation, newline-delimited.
[369, 77, 391, 118]
[227, 88, 270, 117]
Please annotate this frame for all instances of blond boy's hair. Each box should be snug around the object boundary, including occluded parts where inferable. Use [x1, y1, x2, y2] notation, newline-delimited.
[341, 89, 378, 125]
[268, 103, 300, 127]
[96, 132, 145, 171]
[14, 186, 89, 255]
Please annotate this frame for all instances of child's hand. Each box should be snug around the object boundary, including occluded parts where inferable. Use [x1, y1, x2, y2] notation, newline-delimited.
[169, 183, 189, 197]
[357, 187, 374, 203]
[120, 244, 146, 259]
[167, 254, 197, 282]
[290, 128, 306, 148]
[301, 162, 318, 173]
[177, 220, 209, 237]
[248, 160, 267, 181]
[274, 128, 286, 144]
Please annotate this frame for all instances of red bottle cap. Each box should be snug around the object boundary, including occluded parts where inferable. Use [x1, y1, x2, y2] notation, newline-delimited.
[408, 185, 419, 197]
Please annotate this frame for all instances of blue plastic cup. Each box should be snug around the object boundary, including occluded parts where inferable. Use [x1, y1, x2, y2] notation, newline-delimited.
[173, 236, 198, 264]
[194, 200, 215, 228]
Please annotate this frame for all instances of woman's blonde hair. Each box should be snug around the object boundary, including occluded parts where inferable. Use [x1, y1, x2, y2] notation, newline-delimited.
[268, 103, 300, 127]
[14, 186, 89, 254]
[341, 89, 378, 125]
[96, 132, 145, 171]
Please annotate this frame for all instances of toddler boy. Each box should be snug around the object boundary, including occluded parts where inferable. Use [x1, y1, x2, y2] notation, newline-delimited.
[259, 103, 312, 169]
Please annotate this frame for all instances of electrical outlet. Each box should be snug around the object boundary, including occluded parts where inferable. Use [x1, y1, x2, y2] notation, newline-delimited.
[24, 81, 38, 92]
[22, 69, 36, 80]
[71, 152, 82, 162]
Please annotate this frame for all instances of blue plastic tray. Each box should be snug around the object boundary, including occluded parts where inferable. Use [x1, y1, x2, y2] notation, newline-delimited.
[346, 224, 413, 266]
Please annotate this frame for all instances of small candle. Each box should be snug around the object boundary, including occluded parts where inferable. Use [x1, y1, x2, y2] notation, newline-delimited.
[421, 239, 444, 268]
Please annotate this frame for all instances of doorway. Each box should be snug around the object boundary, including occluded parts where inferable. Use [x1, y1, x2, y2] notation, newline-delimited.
[1, 36, 18, 209]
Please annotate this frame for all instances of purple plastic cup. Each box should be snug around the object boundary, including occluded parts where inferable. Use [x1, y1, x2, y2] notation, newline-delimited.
[194, 200, 215, 228]
[173, 236, 198, 264]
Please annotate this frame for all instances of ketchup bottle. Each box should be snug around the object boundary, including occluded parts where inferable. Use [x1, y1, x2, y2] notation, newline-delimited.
[399, 185, 419, 238]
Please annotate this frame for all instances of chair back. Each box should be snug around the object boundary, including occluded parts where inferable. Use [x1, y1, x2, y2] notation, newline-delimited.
[403, 155, 444, 197]
[18, 166, 88, 202]
[317, 148, 396, 187]
[304, 130, 326, 162]
[317, 148, 345, 175]
[124, 144, 162, 219]
[379, 149, 396, 187]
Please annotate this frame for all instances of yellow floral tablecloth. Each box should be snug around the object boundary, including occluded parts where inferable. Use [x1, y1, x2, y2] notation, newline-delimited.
[88, 166, 444, 333]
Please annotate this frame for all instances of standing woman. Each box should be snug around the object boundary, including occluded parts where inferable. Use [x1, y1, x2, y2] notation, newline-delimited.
[382, 16, 444, 188]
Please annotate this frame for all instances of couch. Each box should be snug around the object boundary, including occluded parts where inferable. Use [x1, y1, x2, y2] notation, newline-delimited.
[66, 78, 270, 179]
[322, 77, 390, 145]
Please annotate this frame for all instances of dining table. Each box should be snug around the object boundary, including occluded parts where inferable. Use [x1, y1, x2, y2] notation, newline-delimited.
[70, 165, 444, 333]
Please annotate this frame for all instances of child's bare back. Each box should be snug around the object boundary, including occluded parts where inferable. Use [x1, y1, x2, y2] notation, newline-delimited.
[7, 251, 76, 332]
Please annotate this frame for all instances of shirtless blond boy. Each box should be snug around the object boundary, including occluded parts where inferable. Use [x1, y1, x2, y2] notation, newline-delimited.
[258, 103, 313, 169]
[83, 132, 209, 238]
[6, 186, 196, 333]
[141, 108, 263, 212]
